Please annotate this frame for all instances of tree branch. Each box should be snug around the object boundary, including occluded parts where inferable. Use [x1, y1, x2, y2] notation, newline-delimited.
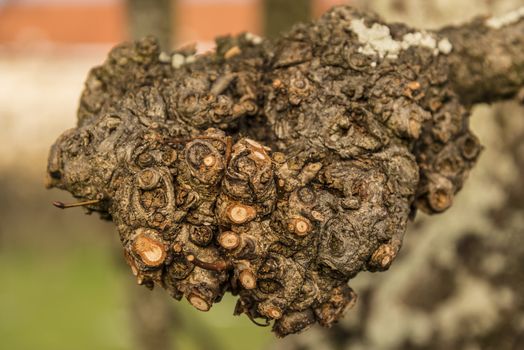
[46, 5, 523, 337]
[442, 7, 524, 104]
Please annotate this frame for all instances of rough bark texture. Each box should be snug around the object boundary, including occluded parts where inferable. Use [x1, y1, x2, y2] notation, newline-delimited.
[271, 102, 524, 350]
[270, 2, 524, 349]
[45, 5, 523, 337]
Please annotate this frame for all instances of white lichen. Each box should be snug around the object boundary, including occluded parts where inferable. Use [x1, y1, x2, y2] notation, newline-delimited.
[171, 53, 185, 69]
[437, 38, 453, 55]
[171, 53, 197, 69]
[350, 18, 453, 60]
[486, 6, 524, 29]
[158, 52, 171, 63]
[245, 32, 263, 45]
[185, 55, 196, 64]
[401, 32, 436, 51]
[351, 19, 401, 59]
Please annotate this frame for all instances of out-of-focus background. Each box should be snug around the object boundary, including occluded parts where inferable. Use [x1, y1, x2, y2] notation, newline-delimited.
[1, 1, 523, 350]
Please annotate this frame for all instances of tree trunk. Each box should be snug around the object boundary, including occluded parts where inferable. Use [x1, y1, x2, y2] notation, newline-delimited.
[47, 0, 524, 342]
[127, 0, 173, 50]
[264, 0, 311, 38]
[126, 2, 175, 349]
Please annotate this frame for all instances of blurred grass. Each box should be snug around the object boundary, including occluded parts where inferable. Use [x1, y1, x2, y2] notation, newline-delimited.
[172, 292, 273, 350]
[0, 245, 133, 350]
[0, 245, 272, 350]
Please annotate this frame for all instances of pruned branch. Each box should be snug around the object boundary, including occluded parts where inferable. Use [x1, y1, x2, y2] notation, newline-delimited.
[443, 7, 524, 104]
[46, 5, 523, 337]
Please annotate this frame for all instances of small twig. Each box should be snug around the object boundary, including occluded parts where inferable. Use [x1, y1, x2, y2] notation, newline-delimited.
[246, 313, 270, 327]
[52, 199, 100, 209]
[186, 253, 231, 272]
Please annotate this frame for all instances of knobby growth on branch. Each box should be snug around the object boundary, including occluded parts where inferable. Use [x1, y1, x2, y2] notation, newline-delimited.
[46, 6, 524, 337]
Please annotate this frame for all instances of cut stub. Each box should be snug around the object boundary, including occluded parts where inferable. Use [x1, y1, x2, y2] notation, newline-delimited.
[178, 257, 227, 312]
[368, 243, 398, 271]
[314, 285, 357, 328]
[218, 231, 241, 250]
[222, 137, 276, 210]
[239, 269, 257, 290]
[181, 133, 227, 187]
[288, 216, 312, 236]
[423, 175, 455, 213]
[273, 310, 316, 337]
[225, 202, 257, 225]
[187, 293, 211, 311]
[214, 135, 276, 226]
[131, 229, 167, 267]
[258, 301, 284, 320]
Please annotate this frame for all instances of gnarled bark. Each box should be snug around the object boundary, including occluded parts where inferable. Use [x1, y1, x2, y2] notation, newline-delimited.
[45, 5, 524, 337]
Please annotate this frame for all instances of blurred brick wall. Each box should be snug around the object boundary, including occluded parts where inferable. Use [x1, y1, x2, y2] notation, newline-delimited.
[0, 0, 126, 44]
[313, 0, 351, 17]
[0, 0, 354, 46]
[175, 0, 262, 47]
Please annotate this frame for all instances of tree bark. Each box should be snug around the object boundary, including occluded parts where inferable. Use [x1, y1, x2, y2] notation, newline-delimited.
[271, 101, 524, 350]
[443, 13, 524, 104]
[270, 1, 524, 348]
[46, 3, 524, 339]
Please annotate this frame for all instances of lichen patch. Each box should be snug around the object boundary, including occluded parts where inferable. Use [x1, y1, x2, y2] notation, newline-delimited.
[486, 6, 524, 29]
[350, 18, 453, 59]
[350, 19, 401, 59]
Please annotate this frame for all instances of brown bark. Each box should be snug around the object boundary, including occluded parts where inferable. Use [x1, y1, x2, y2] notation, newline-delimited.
[46, 4, 524, 338]
[270, 1, 524, 348]
[272, 101, 524, 350]
[443, 14, 524, 104]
